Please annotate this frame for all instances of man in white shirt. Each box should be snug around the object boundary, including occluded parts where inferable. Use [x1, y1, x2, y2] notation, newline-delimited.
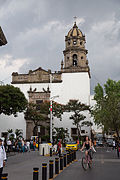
[0, 138, 6, 180]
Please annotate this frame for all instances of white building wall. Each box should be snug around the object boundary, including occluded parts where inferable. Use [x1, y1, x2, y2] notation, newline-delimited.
[0, 72, 91, 139]
[0, 113, 26, 137]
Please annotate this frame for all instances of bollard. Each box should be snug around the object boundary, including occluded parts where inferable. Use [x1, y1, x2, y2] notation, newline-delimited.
[70, 151, 72, 163]
[67, 152, 70, 165]
[43, 147, 44, 156]
[42, 163, 47, 180]
[55, 158, 59, 174]
[69, 151, 72, 163]
[60, 155, 63, 171]
[64, 154, 66, 167]
[49, 160, 54, 179]
[74, 150, 76, 161]
[72, 151, 74, 161]
[33, 168, 39, 180]
[50, 148, 52, 157]
[1, 173, 8, 180]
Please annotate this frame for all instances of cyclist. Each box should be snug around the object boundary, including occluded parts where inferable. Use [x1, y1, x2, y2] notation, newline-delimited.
[81, 136, 92, 159]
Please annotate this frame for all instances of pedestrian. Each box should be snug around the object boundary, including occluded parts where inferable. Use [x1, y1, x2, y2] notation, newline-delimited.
[26, 140, 30, 152]
[0, 138, 7, 180]
[57, 139, 62, 156]
[94, 139, 96, 147]
[116, 139, 120, 158]
[33, 140, 36, 151]
[21, 139, 25, 153]
[113, 139, 116, 150]
[7, 139, 11, 153]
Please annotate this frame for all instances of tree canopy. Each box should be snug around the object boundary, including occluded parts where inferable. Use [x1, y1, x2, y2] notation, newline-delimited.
[91, 79, 120, 138]
[24, 101, 65, 127]
[65, 100, 90, 140]
[0, 85, 28, 116]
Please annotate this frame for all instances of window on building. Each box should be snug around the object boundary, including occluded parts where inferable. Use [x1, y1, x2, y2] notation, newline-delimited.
[71, 128, 77, 135]
[36, 100, 43, 110]
[68, 41, 70, 45]
[81, 56, 84, 60]
[80, 41, 83, 45]
[73, 54, 77, 66]
[73, 40, 77, 45]
[81, 130, 85, 134]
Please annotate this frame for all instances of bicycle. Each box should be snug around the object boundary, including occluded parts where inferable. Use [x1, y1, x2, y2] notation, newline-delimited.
[81, 149, 93, 170]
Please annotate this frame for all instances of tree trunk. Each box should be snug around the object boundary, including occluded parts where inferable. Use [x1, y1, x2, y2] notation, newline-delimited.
[77, 124, 80, 142]
[116, 128, 119, 140]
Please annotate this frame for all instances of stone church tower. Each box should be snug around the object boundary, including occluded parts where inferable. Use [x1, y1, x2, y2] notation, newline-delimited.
[61, 22, 90, 76]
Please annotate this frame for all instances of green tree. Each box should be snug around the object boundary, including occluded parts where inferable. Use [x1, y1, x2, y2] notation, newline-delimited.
[24, 101, 64, 136]
[53, 127, 69, 144]
[65, 100, 90, 141]
[91, 79, 120, 139]
[0, 85, 28, 116]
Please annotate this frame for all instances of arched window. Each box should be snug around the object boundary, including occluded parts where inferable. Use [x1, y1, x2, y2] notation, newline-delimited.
[73, 54, 77, 66]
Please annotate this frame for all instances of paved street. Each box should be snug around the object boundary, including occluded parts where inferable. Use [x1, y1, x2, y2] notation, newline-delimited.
[55, 147, 120, 180]
[3, 147, 120, 180]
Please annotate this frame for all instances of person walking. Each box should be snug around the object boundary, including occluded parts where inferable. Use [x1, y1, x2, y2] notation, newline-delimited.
[7, 139, 11, 153]
[0, 138, 7, 180]
[21, 139, 25, 153]
[113, 139, 116, 150]
[116, 139, 120, 158]
[57, 139, 62, 156]
[26, 140, 30, 152]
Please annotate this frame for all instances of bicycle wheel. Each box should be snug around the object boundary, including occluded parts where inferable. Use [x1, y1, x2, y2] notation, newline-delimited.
[88, 160, 92, 168]
[82, 157, 88, 170]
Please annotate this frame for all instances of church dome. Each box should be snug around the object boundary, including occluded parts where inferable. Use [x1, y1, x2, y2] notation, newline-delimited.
[67, 22, 83, 38]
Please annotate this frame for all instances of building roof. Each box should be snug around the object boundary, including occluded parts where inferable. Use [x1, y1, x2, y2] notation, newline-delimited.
[0, 26, 7, 46]
[67, 22, 83, 38]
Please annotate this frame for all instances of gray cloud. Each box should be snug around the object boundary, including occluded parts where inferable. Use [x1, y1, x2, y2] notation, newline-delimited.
[0, 0, 120, 93]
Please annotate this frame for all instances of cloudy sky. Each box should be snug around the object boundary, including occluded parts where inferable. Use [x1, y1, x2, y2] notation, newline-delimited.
[0, 0, 120, 93]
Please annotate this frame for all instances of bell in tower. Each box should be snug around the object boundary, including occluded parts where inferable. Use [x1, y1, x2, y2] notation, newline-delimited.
[61, 21, 90, 76]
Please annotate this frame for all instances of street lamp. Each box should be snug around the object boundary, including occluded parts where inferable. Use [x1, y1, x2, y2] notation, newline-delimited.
[50, 95, 59, 143]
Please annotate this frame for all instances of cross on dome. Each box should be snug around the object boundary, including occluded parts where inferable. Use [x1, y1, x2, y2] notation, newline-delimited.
[73, 16, 77, 24]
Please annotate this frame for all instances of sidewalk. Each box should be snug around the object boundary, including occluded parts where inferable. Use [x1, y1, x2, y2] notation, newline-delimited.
[4, 151, 59, 180]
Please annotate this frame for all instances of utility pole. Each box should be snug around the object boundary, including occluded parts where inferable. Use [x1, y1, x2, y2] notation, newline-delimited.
[49, 74, 59, 143]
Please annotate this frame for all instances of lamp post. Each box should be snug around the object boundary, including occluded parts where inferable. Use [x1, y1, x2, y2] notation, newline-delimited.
[50, 95, 59, 143]
[49, 73, 59, 143]
[38, 125, 40, 151]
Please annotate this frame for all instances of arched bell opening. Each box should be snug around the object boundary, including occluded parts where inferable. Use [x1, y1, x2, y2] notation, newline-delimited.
[73, 54, 78, 66]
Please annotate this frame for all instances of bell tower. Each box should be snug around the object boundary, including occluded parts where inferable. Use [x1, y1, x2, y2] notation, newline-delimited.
[61, 22, 90, 76]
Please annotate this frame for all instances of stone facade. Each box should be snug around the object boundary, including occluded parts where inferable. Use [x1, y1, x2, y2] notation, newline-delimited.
[0, 26, 7, 46]
[26, 87, 50, 140]
[12, 67, 62, 84]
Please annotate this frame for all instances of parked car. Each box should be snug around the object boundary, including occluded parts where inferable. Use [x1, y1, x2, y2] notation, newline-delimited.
[98, 140, 103, 146]
[106, 139, 113, 147]
[66, 141, 78, 151]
